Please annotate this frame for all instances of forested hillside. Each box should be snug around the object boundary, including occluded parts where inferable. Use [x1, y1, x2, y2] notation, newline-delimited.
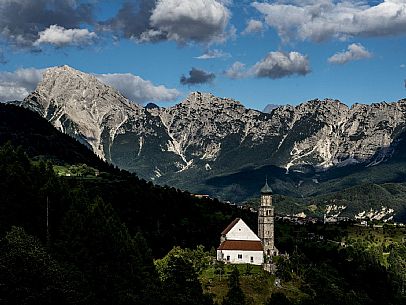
[0, 104, 253, 304]
[0, 140, 254, 304]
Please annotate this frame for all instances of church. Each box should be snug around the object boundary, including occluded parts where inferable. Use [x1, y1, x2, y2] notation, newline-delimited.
[216, 180, 277, 266]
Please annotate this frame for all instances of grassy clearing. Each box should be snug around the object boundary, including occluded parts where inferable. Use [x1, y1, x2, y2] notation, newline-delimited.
[201, 264, 274, 304]
[343, 225, 406, 246]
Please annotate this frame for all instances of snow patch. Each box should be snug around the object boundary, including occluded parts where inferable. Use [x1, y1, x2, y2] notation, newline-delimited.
[154, 167, 162, 178]
[138, 137, 144, 157]
[201, 142, 221, 160]
[177, 159, 194, 173]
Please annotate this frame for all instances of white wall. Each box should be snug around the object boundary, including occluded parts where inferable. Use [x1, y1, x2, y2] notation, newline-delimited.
[217, 250, 263, 265]
[226, 219, 260, 241]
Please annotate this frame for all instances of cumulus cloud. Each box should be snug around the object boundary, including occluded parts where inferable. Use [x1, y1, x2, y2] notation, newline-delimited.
[251, 51, 311, 79]
[225, 52, 310, 79]
[34, 25, 97, 47]
[0, 0, 94, 47]
[242, 19, 263, 35]
[180, 68, 216, 85]
[104, 0, 231, 44]
[224, 61, 247, 79]
[328, 43, 372, 65]
[0, 68, 44, 102]
[100, 0, 158, 41]
[253, 0, 406, 43]
[149, 0, 230, 44]
[96, 73, 181, 104]
[195, 49, 230, 59]
[0, 67, 180, 104]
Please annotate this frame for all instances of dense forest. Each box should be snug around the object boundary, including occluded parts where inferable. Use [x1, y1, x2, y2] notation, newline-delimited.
[0, 142, 253, 304]
[1, 142, 405, 304]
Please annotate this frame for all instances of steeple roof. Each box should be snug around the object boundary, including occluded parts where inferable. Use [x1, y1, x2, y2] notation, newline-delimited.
[260, 179, 273, 195]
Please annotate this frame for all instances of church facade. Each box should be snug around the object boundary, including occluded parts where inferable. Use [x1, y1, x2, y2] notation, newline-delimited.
[216, 180, 277, 266]
[216, 218, 264, 265]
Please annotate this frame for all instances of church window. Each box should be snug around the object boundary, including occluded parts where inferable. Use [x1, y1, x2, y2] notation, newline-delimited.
[238, 254, 242, 259]
[250, 256, 254, 263]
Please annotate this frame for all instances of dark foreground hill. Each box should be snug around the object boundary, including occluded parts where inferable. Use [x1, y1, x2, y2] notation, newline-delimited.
[0, 103, 109, 170]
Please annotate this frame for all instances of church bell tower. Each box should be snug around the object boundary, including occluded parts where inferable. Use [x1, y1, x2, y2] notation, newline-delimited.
[258, 179, 275, 260]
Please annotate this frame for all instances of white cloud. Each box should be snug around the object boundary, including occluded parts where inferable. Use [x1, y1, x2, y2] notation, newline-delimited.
[0, 0, 94, 48]
[225, 61, 247, 79]
[251, 51, 311, 79]
[0, 68, 44, 102]
[253, 0, 406, 42]
[328, 43, 372, 65]
[242, 19, 263, 35]
[146, 0, 231, 44]
[400, 64, 405, 69]
[96, 73, 181, 103]
[195, 49, 230, 59]
[34, 25, 97, 47]
[225, 51, 310, 79]
[0, 67, 180, 104]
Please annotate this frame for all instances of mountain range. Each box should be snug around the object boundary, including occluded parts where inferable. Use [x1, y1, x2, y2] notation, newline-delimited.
[17, 65, 406, 219]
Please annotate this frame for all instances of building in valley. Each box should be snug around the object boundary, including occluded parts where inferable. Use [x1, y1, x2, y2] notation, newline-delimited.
[216, 180, 278, 266]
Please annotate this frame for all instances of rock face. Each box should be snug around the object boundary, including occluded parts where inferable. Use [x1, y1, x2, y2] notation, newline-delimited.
[23, 66, 406, 185]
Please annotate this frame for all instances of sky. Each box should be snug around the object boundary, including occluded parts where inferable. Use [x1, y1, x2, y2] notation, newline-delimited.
[0, 0, 405, 111]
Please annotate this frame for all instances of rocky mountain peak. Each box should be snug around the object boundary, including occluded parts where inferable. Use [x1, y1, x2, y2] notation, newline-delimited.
[23, 65, 142, 158]
[180, 91, 244, 110]
[36, 65, 135, 108]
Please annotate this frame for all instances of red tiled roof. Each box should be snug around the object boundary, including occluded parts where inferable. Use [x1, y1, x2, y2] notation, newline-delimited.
[217, 240, 263, 251]
[221, 218, 240, 235]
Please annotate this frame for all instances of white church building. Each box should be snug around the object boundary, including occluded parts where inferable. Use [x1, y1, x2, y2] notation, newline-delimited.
[217, 180, 277, 266]
[216, 218, 264, 265]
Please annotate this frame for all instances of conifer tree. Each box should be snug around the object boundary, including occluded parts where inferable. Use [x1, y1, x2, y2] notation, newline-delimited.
[222, 266, 246, 305]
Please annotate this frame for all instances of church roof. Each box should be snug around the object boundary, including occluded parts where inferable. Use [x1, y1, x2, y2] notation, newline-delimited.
[221, 218, 241, 235]
[260, 180, 273, 194]
[217, 240, 263, 251]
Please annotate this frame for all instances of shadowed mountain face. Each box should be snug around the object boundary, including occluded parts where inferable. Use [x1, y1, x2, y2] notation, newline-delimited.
[0, 103, 109, 170]
[21, 66, 406, 202]
[263, 104, 280, 113]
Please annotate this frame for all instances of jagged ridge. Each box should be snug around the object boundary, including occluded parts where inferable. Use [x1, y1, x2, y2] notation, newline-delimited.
[22, 66, 406, 186]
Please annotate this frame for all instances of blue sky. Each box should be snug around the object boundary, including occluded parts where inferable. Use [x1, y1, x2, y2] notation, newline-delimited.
[0, 0, 405, 111]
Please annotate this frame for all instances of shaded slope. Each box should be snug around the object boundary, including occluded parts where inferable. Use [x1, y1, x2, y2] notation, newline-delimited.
[0, 103, 110, 171]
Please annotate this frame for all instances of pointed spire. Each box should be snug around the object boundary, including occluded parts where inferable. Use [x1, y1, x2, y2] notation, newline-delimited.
[260, 176, 273, 194]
